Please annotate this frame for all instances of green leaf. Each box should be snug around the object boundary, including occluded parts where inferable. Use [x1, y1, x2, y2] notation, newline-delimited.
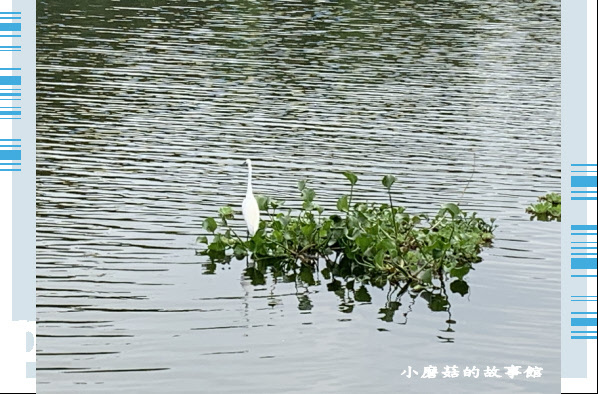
[298, 179, 307, 191]
[354, 286, 372, 303]
[208, 235, 226, 251]
[299, 266, 316, 286]
[374, 249, 386, 268]
[379, 301, 399, 322]
[233, 244, 247, 259]
[245, 267, 266, 286]
[427, 294, 449, 312]
[272, 230, 284, 242]
[342, 171, 358, 186]
[376, 238, 395, 253]
[205, 248, 227, 261]
[270, 199, 284, 209]
[279, 215, 291, 227]
[432, 248, 444, 260]
[420, 268, 433, 284]
[382, 175, 396, 189]
[302, 201, 314, 211]
[202, 217, 218, 233]
[302, 188, 316, 203]
[256, 195, 270, 211]
[441, 203, 461, 218]
[450, 280, 469, 296]
[196, 235, 208, 244]
[301, 222, 316, 238]
[450, 265, 470, 280]
[327, 279, 342, 292]
[218, 206, 234, 218]
[355, 234, 372, 252]
[337, 195, 349, 212]
[319, 224, 329, 238]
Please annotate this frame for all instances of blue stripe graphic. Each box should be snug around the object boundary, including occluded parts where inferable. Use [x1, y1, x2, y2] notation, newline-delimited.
[0, 150, 21, 160]
[0, 23, 21, 31]
[571, 318, 598, 326]
[571, 225, 598, 231]
[571, 176, 598, 187]
[0, 76, 21, 85]
[571, 258, 597, 269]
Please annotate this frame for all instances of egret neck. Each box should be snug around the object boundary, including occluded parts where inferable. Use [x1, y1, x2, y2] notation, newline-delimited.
[246, 160, 253, 197]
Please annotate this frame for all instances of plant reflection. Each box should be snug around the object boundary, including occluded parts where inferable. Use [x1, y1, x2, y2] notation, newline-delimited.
[202, 255, 473, 340]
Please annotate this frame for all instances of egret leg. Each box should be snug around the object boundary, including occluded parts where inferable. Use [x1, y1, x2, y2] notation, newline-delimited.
[245, 232, 249, 268]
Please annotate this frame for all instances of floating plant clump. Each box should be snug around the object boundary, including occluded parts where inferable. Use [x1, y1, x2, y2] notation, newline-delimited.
[526, 193, 561, 222]
[198, 172, 496, 291]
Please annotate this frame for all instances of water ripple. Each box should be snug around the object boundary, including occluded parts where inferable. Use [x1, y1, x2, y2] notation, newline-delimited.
[37, 1, 561, 393]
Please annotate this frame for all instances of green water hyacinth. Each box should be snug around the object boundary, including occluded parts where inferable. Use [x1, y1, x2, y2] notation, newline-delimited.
[198, 172, 496, 288]
[526, 192, 561, 221]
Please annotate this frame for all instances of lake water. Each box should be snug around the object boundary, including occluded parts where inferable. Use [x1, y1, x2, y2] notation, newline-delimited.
[36, 1, 561, 393]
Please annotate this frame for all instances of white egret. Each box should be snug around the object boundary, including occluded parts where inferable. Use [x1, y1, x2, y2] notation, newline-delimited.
[242, 159, 260, 237]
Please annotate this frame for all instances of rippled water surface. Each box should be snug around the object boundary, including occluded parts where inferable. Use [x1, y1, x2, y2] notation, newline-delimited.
[36, 1, 561, 392]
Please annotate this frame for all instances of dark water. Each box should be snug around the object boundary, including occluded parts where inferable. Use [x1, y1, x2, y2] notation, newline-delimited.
[36, 1, 561, 393]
